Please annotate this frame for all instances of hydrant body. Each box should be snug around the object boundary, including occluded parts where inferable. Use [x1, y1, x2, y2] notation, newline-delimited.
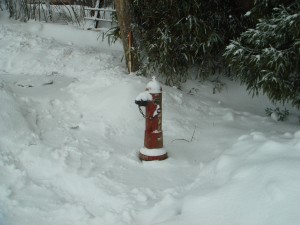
[135, 77, 168, 161]
[144, 92, 163, 149]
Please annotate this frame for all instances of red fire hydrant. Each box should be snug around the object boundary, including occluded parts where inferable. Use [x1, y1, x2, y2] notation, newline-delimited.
[135, 77, 168, 161]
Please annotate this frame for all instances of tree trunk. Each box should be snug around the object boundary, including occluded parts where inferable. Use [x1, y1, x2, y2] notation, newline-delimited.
[114, 0, 139, 73]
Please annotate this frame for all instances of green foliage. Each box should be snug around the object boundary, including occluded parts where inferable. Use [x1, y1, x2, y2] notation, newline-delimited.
[130, 0, 244, 85]
[102, 11, 120, 46]
[265, 107, 289, 121]
[224, 1, 300, 108]
[245, 0, 294, 22]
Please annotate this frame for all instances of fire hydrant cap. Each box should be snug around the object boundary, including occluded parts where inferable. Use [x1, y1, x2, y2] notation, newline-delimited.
[146, 76, 162, 94]
[135, 91, 152, 101]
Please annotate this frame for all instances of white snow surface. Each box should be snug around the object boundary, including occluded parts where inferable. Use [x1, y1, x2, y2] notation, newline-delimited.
[146, 76, 161, 93]
[135, 91, 152, 102]
[140, 147, 167, 157]
[1, 13, 300, 225]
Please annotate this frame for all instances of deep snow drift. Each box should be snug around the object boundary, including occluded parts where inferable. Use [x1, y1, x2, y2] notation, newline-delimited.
[1, 14, 300, 225]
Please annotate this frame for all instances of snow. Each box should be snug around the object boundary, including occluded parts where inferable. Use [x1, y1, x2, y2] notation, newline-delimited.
[271, 112, 279, 121]
[245, 11, 251, 17]
[140, 147, 167, 157]
[146, 76, 162, 93]
[152, 104, 160, 118]
[135, 91, 152, 101]
[1, 11, 300, 225]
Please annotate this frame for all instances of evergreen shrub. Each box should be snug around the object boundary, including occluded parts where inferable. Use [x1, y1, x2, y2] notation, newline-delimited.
[224, 1, 300, 108]
[130, 0, 243, 85]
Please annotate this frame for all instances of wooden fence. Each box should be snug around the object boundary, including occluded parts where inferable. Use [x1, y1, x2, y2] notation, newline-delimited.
[84, 0, 115, 29]
[50, 0, 93, 6]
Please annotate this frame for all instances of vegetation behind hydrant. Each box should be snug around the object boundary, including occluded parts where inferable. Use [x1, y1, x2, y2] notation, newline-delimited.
[111, 0, 300, 109]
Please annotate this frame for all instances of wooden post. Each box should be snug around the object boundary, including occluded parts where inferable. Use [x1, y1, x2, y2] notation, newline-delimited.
[114, 0, 139, 73]
[94, 0, 100, 28]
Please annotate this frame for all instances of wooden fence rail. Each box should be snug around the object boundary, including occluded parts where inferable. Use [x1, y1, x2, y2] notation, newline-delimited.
[84, 0, 115, 29]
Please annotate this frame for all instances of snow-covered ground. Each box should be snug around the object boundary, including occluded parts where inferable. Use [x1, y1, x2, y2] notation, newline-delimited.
[1, 12, 300, 225]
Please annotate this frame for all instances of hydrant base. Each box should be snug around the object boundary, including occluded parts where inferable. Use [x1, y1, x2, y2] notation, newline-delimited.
[139, 152, 168, 161]
[139, 147, 168, 161]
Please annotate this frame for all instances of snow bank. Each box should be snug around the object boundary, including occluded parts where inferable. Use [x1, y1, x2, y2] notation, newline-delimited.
[163, 132, 300, 225]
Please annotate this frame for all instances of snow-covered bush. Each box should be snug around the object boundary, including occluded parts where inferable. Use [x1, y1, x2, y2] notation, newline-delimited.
[265, 107, 289, 121]
[130, 0, 243, 85]
[224, 1, 300, 108]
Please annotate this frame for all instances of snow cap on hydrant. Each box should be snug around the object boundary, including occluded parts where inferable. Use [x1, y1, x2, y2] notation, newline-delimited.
[134, 76, 167, 161]
[146, 76, 162, 94]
